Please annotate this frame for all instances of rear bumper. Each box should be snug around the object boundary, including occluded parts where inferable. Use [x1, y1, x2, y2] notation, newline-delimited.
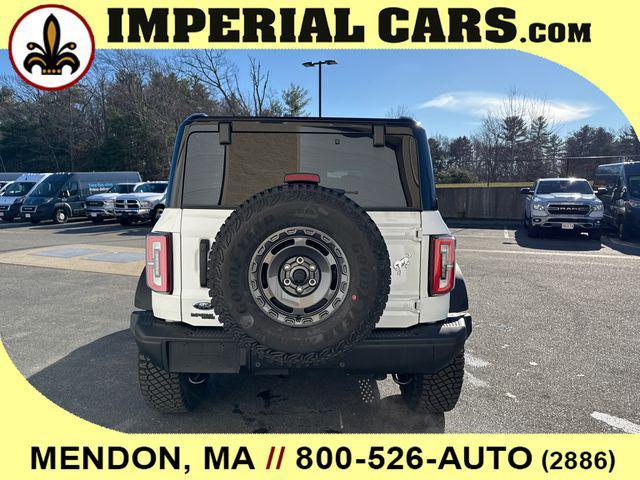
[131, 310, 472, 375]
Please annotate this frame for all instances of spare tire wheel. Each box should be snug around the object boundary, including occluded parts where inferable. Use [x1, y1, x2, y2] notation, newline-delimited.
[208, 183, 391, 367]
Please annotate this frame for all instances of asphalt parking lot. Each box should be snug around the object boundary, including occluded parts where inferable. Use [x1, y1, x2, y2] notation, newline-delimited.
[0, 218, 639, 434]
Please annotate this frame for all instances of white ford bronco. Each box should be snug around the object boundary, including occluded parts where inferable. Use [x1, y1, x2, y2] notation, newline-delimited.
[132, 115, 471, 415]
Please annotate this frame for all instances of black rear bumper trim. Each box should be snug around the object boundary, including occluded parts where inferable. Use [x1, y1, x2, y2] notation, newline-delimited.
[131, 311, 472, 375]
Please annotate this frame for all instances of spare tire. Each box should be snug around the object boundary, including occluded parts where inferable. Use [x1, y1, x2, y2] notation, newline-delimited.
[208, 183, 391, 367]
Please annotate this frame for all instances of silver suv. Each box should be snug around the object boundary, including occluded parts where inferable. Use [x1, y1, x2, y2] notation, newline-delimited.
[521, 178, 604, 239]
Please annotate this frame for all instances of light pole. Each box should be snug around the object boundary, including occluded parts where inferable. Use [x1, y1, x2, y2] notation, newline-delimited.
[302, 60, 337, 117]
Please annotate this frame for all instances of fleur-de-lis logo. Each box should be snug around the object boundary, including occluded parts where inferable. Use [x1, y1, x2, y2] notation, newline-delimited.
[23, 14, 80, 75]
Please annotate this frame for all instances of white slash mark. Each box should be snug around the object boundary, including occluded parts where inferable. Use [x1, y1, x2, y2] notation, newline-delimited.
[464, 371, 488, 388]
[506, 392, 517, 400]
[503, 227, 509, 239]
[466, 354, 490, 368]
[502, 344, 510, 349]
[591, 412, 640, 433]
[529, 361, 538, 366]
[338, 409, 344, 431]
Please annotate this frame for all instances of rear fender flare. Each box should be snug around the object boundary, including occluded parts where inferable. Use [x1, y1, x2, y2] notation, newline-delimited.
[449, 263, 469, 313]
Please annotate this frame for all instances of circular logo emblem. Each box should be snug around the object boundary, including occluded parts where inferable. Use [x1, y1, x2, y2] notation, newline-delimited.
[8, 5, 95, 91]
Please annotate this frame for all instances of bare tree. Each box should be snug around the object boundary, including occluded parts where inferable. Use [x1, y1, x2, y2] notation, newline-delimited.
[177, 51, 272, 116]
[385, 104, 413, 119]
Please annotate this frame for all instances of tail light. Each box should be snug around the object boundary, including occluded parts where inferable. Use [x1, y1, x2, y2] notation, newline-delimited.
[430, 235, 456, 296]
[146, 233, 172, 293]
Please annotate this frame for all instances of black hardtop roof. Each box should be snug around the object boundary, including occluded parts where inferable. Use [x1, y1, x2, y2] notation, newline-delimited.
[189, 115, 420, 127]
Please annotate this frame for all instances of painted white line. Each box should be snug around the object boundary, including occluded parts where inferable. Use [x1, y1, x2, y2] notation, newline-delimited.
[505, 393, 517, 400]
[591, 412, 640, 433]
[464, 371, 488, 388]
[503, 227, 509, 239]
[466, 354, 490, 368]
[458, 248, 639, 260]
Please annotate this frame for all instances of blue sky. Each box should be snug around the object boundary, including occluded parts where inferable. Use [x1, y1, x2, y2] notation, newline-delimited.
[0, 49, 629, 138]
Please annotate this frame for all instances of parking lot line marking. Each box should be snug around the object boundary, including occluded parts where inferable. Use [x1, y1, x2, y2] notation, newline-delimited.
[458, 248, 640, 260]
[466, 354, 490, 368]
[591, 412, 640, 433]
[464, 371, 489, 388]
[503, 227, 509, 239]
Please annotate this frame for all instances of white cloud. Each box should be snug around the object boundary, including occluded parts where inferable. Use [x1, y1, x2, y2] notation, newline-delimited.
[419, 91, 597, 124]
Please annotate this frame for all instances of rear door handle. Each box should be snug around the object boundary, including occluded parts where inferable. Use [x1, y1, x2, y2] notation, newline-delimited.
[199, 239, 210, 287]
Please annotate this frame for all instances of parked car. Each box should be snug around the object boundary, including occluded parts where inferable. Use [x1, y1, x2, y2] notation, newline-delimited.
[521, 178, 604, 239]
[0, 173, 51, 222]
[20, 171, 142, 224]
[85, 182, 141, 223]
[131, 115, 471, 414]
[594, 161, 640, 240]
[114, 181, 167, 226]
[0, 173, 26, 195]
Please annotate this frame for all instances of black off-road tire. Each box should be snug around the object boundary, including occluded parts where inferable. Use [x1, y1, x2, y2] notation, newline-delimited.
[399, 350, 465, 413]
[138, 353, 208, 413]
[208, 183, 391, 368]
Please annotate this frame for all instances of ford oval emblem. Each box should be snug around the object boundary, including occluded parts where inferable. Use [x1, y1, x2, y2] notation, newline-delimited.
[193, 301, 214, 311]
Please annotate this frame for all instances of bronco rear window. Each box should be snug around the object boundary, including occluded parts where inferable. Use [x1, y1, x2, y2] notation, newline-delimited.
[180, 123, 421, 209]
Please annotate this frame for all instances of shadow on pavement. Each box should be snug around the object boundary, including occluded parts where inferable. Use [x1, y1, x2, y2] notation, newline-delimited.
[600, 235, 640, 256]
[0, 219, 149, 236]
[27, 330, 444, 434]
[513, 228, 603, 251]
[34, 221, 149, 237]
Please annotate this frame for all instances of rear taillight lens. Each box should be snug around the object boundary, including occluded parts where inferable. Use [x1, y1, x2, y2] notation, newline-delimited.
[430, 235, 456, 296]
[146, 233, 172, 293]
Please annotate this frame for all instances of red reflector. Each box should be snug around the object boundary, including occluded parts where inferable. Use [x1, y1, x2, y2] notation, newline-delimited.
[430, 235, 456, 296]
[284, 173, 320, 184]
[146, 233, 172, 293]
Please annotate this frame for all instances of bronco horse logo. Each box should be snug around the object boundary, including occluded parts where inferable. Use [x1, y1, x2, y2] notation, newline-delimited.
[393, 254, 411, 276]
[24, 14, 80, 75]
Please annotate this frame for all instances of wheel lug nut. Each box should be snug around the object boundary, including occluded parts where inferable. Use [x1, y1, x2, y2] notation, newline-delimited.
[296, 256, 304, 264]
[308, 279, 317, 286]
[309, 265, 316, 271]
[283, 278, 291, 286]
[296, 286, 303, 293]
[284, 264, 291, 271]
